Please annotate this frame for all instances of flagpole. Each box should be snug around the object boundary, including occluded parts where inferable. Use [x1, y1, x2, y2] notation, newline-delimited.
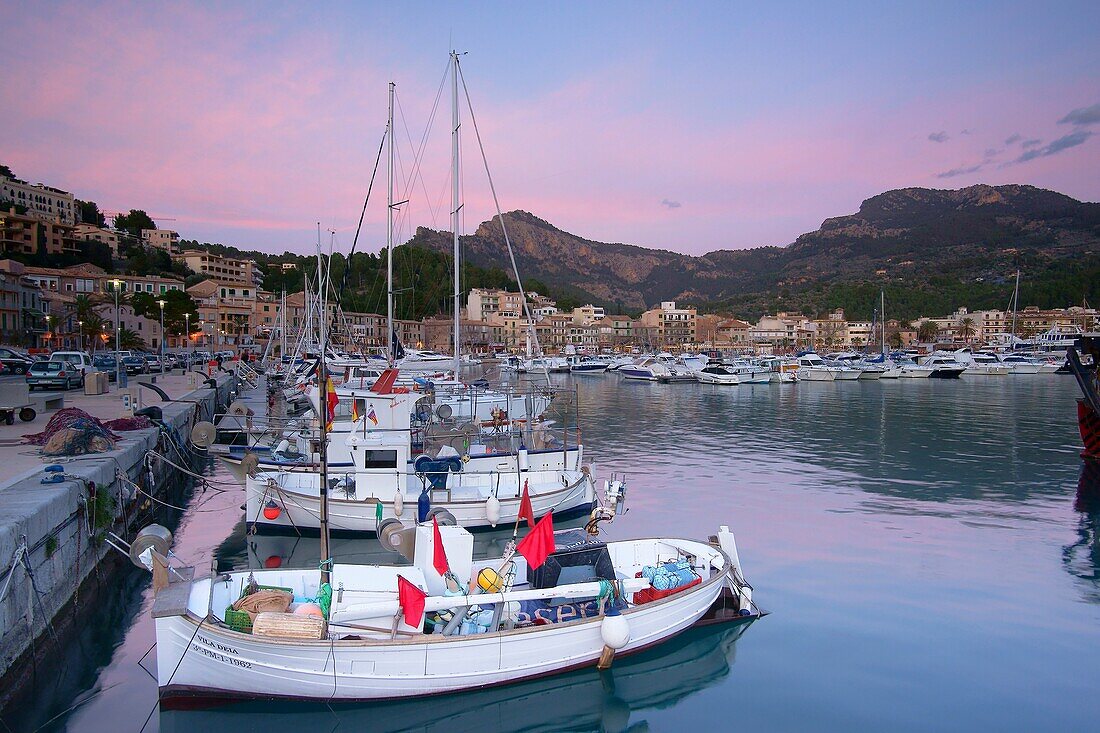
[316, 222, 331, 585]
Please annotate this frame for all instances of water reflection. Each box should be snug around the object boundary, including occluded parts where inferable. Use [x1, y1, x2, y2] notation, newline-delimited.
[568, 375, 1083, 507]
[158, 620, 753, 733]
[1065, 460, 1100, 602]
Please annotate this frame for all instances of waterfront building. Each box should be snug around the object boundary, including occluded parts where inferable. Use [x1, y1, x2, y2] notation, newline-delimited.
[99, 273, 184, 296]
[640, 301, 697, 348]
[188, 279, 256, 347]
[716, 318, 752, 347]
[0, 263, 45, 347]
[94, 303, 163, 349]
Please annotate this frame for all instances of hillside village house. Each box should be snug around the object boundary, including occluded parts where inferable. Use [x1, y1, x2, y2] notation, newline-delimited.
[0, 175, 77, 225]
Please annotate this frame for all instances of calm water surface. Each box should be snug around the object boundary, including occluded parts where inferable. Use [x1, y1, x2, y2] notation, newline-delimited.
[9, 374, 1100, 732]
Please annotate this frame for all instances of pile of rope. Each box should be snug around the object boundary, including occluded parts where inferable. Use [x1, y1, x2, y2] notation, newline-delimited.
[23, 408, 122, 447]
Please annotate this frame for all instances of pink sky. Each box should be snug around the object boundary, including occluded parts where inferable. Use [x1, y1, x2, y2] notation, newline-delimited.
[3, 2, 1098, 256]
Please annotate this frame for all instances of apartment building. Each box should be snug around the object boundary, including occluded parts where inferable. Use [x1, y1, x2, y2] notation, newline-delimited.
[177, 250, 263, 288]
[100, 273, 184, 296]
[0, 264, 45, 346]
[640, 301, 697, 347]
[188, 279, 257, 346]
[74, 224, 121, 257]
[0, 175, 77, 225]
[0, 207, 82, 256]
[142, 229, 180, 252]
[467, 288, 525, 322]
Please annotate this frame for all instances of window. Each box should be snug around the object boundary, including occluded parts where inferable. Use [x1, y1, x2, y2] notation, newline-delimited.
[361, 450, 398, 469]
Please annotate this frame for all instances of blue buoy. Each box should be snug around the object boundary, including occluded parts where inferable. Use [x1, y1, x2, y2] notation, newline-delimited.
[417, 486, 431, 523]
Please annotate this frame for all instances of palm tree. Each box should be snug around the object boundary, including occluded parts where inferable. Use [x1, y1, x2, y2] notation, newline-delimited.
[917, 320, 940, 343]
[117, 327, 146, 351]
[958, 317, 976, 344]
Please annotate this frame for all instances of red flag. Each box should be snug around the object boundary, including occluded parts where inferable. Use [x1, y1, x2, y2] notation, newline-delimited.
[397, 575, 427, 627]
[325, 377, 339, 430]
[516, 511, 555, 570]
[518, 478, 535, 529]
[432, 516, 449, 576]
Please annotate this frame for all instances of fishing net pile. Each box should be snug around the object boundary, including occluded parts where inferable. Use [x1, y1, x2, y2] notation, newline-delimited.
[23, 408, 153, 456]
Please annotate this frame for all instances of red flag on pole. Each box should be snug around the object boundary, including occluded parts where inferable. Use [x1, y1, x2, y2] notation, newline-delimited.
[432, 516, 449, 576]
[325, 377, 339, 431]
[397, 575, 427, 627]
[518, 478, 535, 529]
[516, 511, 555, 570]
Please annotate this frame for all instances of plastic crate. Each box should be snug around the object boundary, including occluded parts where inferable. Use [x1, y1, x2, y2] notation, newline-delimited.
[223, 583, 294, 633]
[633, 576, 701, 605]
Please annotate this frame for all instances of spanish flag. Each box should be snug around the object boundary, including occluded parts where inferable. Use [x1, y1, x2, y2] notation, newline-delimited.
[351, 400, 360, 422]
[325, 377, 338, 431]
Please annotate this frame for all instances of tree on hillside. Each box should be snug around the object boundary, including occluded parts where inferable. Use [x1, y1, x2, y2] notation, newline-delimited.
[76, 199, 107, 227]
[114, 209, 156, 238]
[917, 320, 940, 342]
[886, 330, 904, 349]
[0, 164, 20, 181]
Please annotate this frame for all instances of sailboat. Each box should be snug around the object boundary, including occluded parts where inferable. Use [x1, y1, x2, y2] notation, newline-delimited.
[146, 53, 762, 707]
[236, 66, 594, 534]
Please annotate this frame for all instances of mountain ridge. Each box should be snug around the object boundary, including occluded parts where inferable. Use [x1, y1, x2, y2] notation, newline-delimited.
[409, 184, 1100, 318]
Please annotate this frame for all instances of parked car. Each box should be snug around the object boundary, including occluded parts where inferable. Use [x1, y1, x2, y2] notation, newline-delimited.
[0, 347, 34, 375]
[145, 354, 163, 371]
[122, 355, 147, 375]
[49, 351, 93, 381]
[162, 353, 179, 369]
[26, 360, 82, 391]
[92, 355, 119, 381]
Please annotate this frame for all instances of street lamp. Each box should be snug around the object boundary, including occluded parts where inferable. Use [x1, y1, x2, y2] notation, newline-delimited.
[156, 299, 166, 375]
[184, 311, 191, 368]
[77, 320, 83, 352]
[110, 278, 122, 386]
[199, 320, 205, 351]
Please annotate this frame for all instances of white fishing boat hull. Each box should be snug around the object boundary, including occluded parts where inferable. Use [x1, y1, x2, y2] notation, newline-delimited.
[246, 450, 593, 534]
[153, 537, 744, 703]
[833, 368, 863, 380]
[900, 366, 934, 378]
[797, 367, 835, 381]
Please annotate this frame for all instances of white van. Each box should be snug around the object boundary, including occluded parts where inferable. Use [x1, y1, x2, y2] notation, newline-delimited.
[49, 351, 94, 382]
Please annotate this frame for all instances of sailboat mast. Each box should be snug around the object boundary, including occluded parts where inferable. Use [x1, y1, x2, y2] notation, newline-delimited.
[316, 224, 331, 583]
[1010, 268, 1020, 342]
[451, 51, 462, 377]
[881, 290, 886, 355]
[386, 81, 396, 364]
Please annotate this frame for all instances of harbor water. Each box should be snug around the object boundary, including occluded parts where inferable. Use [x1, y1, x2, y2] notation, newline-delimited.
[7, 374, 1099, 732]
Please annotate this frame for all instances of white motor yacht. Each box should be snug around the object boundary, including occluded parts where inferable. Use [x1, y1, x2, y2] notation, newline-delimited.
[794, 353, 839, 381]
[996, 353, 1043, 374]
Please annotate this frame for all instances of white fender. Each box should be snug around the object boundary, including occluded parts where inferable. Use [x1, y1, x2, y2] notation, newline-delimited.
[394, 492, 404, 517]
[485, 495, 501, 527]
[600, 609, 630, 650]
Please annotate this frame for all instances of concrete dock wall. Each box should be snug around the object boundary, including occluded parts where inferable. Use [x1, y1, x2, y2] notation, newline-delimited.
[0, 372, 240, 690]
